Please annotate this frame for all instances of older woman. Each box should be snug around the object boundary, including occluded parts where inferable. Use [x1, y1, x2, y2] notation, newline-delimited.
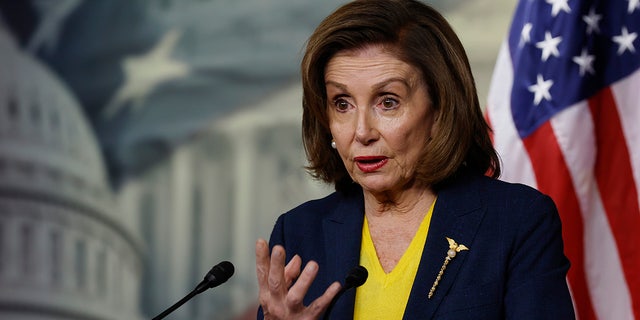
[255, 0, 575, 319]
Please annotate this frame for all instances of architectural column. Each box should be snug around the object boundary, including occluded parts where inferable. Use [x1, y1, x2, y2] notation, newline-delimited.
[0, 216, 5, 279]
[192, 134, 234, 318]
[85, 230, 98, 296]
[61, 214, 76, 291]
[2, 211, 18, 282]
[231, 128, 257, 315]
[165, 147, 194, 319]
[103, 243, 114, 307]
[33, 210, 49, 287]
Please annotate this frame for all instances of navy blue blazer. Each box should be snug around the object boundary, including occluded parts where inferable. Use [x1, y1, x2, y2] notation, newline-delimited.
[260, 173, 575, 319]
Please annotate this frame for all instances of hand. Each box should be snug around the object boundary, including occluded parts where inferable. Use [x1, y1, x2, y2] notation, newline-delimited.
[255, 239, 342, 320]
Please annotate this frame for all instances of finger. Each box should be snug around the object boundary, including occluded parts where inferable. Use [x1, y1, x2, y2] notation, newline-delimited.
[285, 261, 320, 309]
[306, 281, 343, 318]
[268, 245, 287, 300]
[255, 239, 272, 302]
[284, 255, 302, 288]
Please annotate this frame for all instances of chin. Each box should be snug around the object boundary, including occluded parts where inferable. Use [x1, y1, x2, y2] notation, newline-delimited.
[357, 175, 416, 195]
[357, 180, 396, 194]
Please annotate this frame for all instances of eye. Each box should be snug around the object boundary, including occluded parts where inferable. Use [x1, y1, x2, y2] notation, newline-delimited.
[380, 97, 399, 110]
[333, 98, 351, 112]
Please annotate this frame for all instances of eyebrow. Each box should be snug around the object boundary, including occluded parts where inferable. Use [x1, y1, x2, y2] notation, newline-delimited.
[325, 77, 414, 92]
[373, 77, 413, 92]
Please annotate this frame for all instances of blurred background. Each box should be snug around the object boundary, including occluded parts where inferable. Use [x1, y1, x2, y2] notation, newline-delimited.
[0, 0, 515, 319]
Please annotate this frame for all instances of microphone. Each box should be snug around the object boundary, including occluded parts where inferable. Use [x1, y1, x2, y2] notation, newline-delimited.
[322, 265, 368, 320]
[152, 261, 235, 320]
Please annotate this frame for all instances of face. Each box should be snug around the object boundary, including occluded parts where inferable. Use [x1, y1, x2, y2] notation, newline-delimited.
[325, 44, 437, 195]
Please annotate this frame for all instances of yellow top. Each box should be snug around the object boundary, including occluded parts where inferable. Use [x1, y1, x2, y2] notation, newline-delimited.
[353, 199, 436, 320]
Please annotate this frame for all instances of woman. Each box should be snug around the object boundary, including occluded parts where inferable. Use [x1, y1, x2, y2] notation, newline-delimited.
[255, 0, 575, 319]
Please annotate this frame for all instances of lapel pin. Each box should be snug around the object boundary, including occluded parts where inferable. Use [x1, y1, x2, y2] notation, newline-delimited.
[428, 237, 469, 299]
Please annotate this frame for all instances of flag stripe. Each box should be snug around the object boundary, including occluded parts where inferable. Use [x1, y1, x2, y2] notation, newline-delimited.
[522, 122, 596, 320]
[582, 187, 635, 319]
[611, 70, 640, 211]
[550, 101, 634, 319]
[589, 87, 640, 319]
[487, 44, 537, 186]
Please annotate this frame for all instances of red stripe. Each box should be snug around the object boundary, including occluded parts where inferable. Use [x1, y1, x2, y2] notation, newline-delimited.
[485, 109, 495, 144]
[484, 110, 498, 178]
[589, 87, 640, 319]
[523, 122, 597, 320]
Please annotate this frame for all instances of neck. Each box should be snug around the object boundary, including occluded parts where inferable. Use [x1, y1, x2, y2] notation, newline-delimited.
[363, 186, 436, 218]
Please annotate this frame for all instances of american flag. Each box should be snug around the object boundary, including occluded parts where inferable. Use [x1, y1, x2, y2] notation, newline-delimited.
[486, 0, 640, 319]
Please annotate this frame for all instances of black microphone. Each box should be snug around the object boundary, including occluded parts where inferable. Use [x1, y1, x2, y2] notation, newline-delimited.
[152, 261, 235, 320]
[322, 265, 368, 320]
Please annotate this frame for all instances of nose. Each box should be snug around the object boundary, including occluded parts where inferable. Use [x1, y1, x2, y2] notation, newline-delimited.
[354, 107, 379, 145]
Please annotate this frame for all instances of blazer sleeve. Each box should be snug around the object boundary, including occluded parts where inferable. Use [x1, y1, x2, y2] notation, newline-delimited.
[504, 193, 575, 319]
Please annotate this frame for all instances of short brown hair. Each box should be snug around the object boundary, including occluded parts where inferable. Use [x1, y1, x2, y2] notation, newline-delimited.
[301, 0, 500, 192]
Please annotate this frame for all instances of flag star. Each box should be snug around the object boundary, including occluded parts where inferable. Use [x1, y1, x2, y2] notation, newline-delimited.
[546, 0, 571, 17]
[102, 29, 190, 119]
[582, 8, 602, 35]
[528, 74, 554, 106]
[536, 32, 563, 61]
[613, 27, 638, 55]
[520, 23, 533, 47]
[572, 48, 596, 76]
[628, 0, 640, 13]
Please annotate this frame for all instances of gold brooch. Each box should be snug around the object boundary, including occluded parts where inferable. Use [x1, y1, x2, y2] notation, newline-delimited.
[428, 237, 469, 299]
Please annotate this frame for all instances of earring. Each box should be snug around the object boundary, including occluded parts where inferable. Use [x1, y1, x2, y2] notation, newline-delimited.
[331, 140, 337, 149]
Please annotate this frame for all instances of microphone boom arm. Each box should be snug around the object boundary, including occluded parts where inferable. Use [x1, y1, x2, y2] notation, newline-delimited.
[151, 261, 235, 320]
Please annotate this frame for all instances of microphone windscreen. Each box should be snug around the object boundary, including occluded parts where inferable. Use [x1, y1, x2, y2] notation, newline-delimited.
[344, 265, 368, 289]
[207, 261, 235, 287]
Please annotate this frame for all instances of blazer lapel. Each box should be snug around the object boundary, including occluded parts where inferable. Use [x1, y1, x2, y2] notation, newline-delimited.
[403, 174, 486, 319]
[323, 192, 365, 319]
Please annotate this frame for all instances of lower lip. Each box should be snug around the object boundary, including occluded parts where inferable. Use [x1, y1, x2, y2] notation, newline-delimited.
[355, 158, 388, 173]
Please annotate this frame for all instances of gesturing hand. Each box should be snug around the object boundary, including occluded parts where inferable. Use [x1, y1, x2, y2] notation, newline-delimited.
[255, 239, 342, 320]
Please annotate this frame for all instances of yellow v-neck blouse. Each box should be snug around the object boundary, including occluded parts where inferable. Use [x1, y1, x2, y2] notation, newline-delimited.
[353, 199, 436, 320]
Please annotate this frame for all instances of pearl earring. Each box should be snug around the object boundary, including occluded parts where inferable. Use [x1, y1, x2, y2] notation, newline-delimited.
[331, 140, 337, 149]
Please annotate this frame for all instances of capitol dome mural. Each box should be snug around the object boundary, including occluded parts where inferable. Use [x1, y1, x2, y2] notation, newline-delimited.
[0, 24, 144, 320]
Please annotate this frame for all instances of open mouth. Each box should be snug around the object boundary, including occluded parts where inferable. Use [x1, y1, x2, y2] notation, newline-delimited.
[354, 156, 388, 173]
